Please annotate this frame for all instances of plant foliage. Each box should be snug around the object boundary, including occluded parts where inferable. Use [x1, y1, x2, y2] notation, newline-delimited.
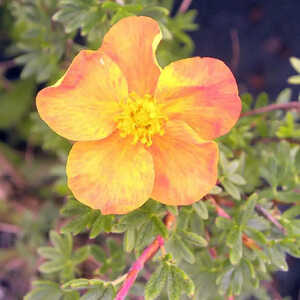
[0, 0, 300, 299]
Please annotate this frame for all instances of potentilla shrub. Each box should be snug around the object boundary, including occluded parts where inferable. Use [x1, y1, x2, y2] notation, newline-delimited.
[4, 1, 299, 299]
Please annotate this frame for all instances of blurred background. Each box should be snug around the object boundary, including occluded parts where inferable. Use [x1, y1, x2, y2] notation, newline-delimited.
[0, 0, 299, 299]
[190, 0, 300, 99]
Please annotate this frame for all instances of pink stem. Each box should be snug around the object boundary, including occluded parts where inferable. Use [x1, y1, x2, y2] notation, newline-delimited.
[178, 0, 193, 13]
[115, 236, 164, 300]
[115, 213, 175, 300]
[241, 102, 300, 117]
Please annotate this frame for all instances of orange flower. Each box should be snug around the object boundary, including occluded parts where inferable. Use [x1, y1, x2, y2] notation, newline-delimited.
[36, 16, 241, 215]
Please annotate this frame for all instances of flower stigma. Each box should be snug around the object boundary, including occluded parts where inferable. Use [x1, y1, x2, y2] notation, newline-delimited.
[116, 92, 167, 146]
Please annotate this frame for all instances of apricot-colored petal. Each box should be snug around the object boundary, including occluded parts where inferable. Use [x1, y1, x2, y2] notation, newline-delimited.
[155, 57, 241, 140]
[66, 133, 154, 215]
[37, 50, 128, 141]
[101, 16, 162, 96]
[149, 121, 218, 206]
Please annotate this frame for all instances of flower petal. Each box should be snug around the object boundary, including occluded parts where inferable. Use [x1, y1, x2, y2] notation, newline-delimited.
[37, 50, 128, 141]
[149, 121, 218, 206]
[101, 16, 162, 96]
[66, 133, 155, 215]
[155, 57, 241, 140]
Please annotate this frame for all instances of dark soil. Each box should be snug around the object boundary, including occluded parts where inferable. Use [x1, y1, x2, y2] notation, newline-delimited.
[190, 0, 300, 100]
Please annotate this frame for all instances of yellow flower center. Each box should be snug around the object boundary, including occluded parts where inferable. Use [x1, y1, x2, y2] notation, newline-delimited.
[116, 92, 167, 146]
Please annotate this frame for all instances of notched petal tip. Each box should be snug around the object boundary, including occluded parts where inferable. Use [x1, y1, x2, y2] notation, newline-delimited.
[100, 16, 162, 96]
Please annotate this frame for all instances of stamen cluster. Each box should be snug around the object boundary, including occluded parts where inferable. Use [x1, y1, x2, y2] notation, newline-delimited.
[116, 93, 167, 146]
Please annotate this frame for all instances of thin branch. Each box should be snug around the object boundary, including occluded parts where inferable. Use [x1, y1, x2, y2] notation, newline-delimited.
[0, 222, 21, 234]
[241, 102, 300, 117]
[255, 204, 286, 234]
[251, 137, 300, 146]
[115, 213, 175, 300]
[178, 0, 193, 13]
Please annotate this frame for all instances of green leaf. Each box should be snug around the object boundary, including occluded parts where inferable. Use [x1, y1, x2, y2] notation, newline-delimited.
[62, 279, 90, 290]
[260, 155, 278, 186]
[62, 279, 104, 293]
[193, 201, 208, 220]
[288, 75, 300, 84]
[173, 266, 195, 297]
[100, 284, 115, 300]
[226, 160, 239, 175]
[215, 217, 232, 229]
[49, 231, 65, 253]
[227, 227, 243, 265]
[284, 241, 300, 258]
[145, 263, 168, 300]
[276, 88, 292, 104]
[243, 259, 256, 279]
[61, 213, 92, 235]
[123, 227, 136, 253]
[209, 185, 223, 194]
[268, 246, 288, 271]
[216, 267, 234, 295]
[227, 225, 240, 246]
[255, 92, 268, 108]
[102, 215, 114, 232]
[39, 258, 66, 273]
[25, 284, 62, 300]
[72, 246, 90, 264]
[282, 205, 300, 219]
[135, 221, 155, 252]
[81, 287, 105, 300]
[60, 198, 90, 216]
[89, 215, 105, 239]
[222, 180, 241, 200]
[240, 194, 257, 226]
[25, 281, 63, 300]
[277, 190, 300, 203]
[151, 215, 168, 238]
[180, 230, 208, 247]
[232, 268, 243, 295]
[229, 174, 246, 185]
[139, 6, 169, 19]
[63, 291, 80, 300]
[64, 233, 74, 258]
[229, 234, 242, 265]
[166, 205, 179, 216]
[47, 231, 73, 258]
[246, 228, 267, 245]
[241, 92, 253, 112]
[38, 247, 60, 260]
[118, 210, 148, 229]
[0, 79, 35, 128]
[90, 245, 106, 263]
[167, 265, 182, 300]
[174, 235, 195, 264]
[290, 56, 300, 73]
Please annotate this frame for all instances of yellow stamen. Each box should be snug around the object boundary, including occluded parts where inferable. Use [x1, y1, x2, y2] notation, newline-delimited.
[115, 92, 167, 146]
